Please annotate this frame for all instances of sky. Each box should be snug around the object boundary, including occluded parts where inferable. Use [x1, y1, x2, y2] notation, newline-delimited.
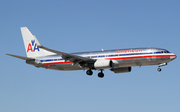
[1, 0, 180, 112]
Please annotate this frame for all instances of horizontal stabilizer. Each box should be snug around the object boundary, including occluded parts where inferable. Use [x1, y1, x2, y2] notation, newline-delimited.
[6, 54, 35, 60]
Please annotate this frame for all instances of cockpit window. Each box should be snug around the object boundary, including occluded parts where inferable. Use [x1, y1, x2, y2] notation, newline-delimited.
[161, 50, 170, 53]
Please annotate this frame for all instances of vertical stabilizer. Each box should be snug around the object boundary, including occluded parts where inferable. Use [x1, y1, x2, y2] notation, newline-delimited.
[21, 27, 56, 58]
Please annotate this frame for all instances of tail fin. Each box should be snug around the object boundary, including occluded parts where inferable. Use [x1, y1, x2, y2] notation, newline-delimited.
[21, 27, 56, 58]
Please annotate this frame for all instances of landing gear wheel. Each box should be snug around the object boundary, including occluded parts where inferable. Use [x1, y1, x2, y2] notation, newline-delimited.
[157, 68, 161, 72]
[86, 70, 93, 75]
[98, 72, 104, 78]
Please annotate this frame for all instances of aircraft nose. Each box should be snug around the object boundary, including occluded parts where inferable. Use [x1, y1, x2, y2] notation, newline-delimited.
[170, 54, 177, 60]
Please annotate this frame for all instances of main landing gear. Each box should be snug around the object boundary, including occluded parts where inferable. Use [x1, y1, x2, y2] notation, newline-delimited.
[86, 70, 93, 75]
[86, 70, 104, 78]
[98, 70, 104, 78]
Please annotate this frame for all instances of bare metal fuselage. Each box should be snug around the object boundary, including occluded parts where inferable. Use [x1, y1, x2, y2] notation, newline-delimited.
[6, 27, 177, 78]
[28, 48, 176, 71]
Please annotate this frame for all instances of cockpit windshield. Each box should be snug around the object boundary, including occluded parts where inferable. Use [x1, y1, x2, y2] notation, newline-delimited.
[161, 50, 170, 53]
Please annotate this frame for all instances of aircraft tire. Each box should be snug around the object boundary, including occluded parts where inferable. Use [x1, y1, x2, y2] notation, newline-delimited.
[86, 70, 93, 75]
[157, 68, 161, 72]
[98, 72, 104, 78]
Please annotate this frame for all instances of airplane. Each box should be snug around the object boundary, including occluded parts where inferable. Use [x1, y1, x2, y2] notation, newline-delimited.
[6, 27, 177, 78]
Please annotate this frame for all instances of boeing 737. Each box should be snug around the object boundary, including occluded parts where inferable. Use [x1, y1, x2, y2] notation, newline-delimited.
[6, 27, 177, 78]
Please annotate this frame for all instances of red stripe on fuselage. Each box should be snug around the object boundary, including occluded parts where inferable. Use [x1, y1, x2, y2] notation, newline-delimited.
[42, 54, 176, 65]
[106, 54, 176, 60]
[43, 61, 72, 65]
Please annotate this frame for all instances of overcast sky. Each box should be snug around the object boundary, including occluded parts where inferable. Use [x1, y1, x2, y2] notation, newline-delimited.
[1, 0, 180, 112]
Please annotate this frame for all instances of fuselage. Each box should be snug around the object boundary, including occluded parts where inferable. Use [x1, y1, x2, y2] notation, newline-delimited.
[29, 47, 176, 71]
[6, 27, 177, 78]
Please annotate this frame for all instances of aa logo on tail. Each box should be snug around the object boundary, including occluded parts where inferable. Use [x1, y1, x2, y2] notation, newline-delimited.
[27, 40, 39, 52]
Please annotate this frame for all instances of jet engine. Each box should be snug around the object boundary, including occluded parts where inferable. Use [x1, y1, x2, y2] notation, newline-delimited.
[111, 67, 131, 73]
[94, 59, 113, 69]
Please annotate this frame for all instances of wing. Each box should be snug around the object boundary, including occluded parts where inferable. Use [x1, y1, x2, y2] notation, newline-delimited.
[38, 46, 95, 65]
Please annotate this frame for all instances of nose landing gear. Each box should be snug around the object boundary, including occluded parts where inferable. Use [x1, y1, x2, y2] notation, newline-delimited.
[157, 63, 167, 72]
[157, 68, 161, 72]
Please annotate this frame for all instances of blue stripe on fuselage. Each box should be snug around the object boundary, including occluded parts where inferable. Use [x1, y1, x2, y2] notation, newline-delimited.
[39, 51, 166, 63]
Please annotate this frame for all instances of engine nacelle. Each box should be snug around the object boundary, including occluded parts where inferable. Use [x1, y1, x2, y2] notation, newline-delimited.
[111, 67, 131, 73]
[94, 59, 113, 69]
